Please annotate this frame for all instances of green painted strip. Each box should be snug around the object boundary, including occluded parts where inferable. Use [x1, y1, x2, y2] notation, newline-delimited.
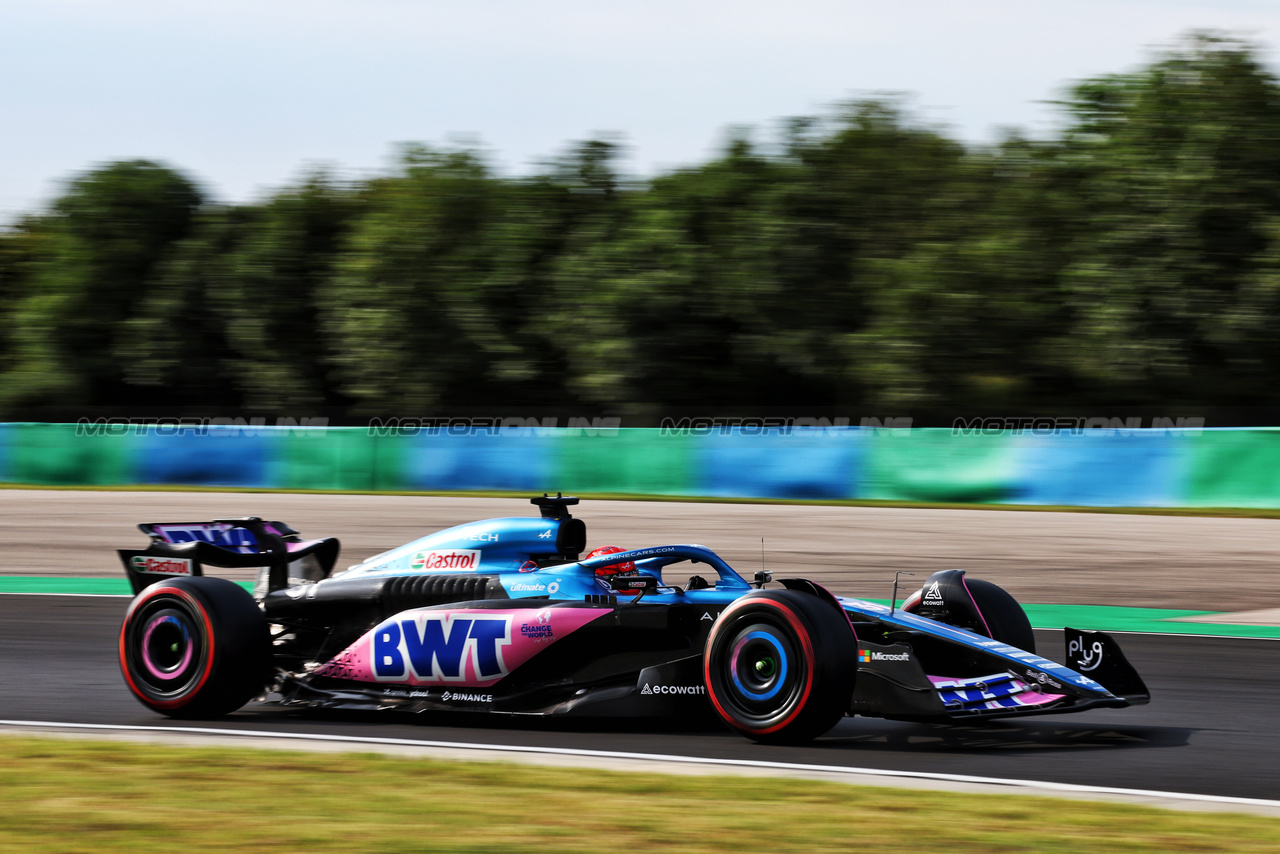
[0, 577, 255, 596]
[1021, 603, 1280, 639]
[3, 577, 1278, 638]
[854, 599, 1280, 639]
[0, 576, 135, 595]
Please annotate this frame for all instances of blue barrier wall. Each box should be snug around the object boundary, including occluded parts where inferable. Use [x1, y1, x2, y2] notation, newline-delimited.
[4, 423, 1280, 508]
[1010, 431, 1187, 507]
[135, 429, 275, 488]
[403, 432, 556, 493]
[694, 428, 865, 499]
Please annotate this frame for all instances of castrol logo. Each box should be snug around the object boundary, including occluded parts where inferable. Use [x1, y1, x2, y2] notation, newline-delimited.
[410, 550, 481, 571]
[130, 556, 193, 575]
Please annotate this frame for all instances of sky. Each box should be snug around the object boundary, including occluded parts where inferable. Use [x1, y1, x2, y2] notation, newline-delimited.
[3, 0, 1280, 223]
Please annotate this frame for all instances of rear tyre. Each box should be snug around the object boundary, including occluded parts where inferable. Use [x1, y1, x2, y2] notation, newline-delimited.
[704, 590, 857, 744]
[119, 576, 270, 718]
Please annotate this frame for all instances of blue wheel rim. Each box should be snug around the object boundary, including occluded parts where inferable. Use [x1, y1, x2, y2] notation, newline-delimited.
[729, 630, 789, 701]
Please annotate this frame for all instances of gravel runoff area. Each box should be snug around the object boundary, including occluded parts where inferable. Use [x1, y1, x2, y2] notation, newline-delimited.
[4, 490, 1279, 613]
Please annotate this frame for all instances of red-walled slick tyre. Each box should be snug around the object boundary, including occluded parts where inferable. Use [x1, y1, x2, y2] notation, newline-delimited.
[703, 590, 857, 744]
[119, 576, 271, 719]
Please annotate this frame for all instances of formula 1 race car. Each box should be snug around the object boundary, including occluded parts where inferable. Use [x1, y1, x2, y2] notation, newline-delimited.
[116, 496, 1149, 743]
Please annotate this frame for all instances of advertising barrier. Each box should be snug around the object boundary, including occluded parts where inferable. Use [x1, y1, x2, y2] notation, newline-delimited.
[2, 423, 1280, 508]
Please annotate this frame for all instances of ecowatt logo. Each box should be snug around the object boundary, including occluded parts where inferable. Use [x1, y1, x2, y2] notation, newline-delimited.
[640, 684, 707, 695]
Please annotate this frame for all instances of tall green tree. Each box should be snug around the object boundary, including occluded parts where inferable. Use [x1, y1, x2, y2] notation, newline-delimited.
[1055, 32, 1280, 406]
[324, 142, 627, 411]
[0, 217, 50, 385]
[0, 160, 202, 410]
[546, 134, 795, 409]
[213, 173, 362, 409]
[119, 206, 249, 409]
[6, 33, 1280, 419]
[846, 135, 1086, 411]
[322, 146, 512, 410]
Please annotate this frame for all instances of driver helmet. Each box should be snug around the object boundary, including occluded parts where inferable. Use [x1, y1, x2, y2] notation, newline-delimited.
[585, 545, 636, 576]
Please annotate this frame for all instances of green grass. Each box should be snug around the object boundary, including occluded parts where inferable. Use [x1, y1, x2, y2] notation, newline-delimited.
[1, 735, 1278, 853]
[6, 481, 1280, 519]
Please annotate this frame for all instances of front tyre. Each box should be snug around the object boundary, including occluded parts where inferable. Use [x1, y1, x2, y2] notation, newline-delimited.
[119, 576, 270, 719]
[704, 590, 857, 744]
[963, 578, 1036, 654]
[903, 574, 1036, 654]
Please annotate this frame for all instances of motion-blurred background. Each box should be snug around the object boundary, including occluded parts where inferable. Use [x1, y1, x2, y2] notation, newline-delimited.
[4, 6, 1280, 423]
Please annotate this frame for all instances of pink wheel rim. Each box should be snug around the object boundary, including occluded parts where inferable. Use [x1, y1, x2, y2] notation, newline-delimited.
[141, 614, 194, 680]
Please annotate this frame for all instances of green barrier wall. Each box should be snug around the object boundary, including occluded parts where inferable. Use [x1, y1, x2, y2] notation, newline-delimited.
[273, 430, 411, 492]
[3, 423, 136, 486]
[553, 429, 699, 496]
[1183, 429, 1280, 508]
[6, 423, 1280, 508]
[861, 429, 1021, 503]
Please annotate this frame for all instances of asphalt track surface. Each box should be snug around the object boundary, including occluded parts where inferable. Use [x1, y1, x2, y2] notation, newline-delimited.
[4, 594, 1279, 804]
[4, 491, 1280, 805]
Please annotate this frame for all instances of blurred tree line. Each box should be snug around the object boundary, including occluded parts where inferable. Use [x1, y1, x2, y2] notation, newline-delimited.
[4, 33, 1280, 421]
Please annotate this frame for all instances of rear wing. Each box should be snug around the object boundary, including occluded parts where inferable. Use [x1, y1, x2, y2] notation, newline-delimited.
[118, 517, 340, 597]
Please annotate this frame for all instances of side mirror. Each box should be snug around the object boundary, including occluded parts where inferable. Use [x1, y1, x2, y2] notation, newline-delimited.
[607, 574, 659, 593]
[606, 574, 660, 601]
